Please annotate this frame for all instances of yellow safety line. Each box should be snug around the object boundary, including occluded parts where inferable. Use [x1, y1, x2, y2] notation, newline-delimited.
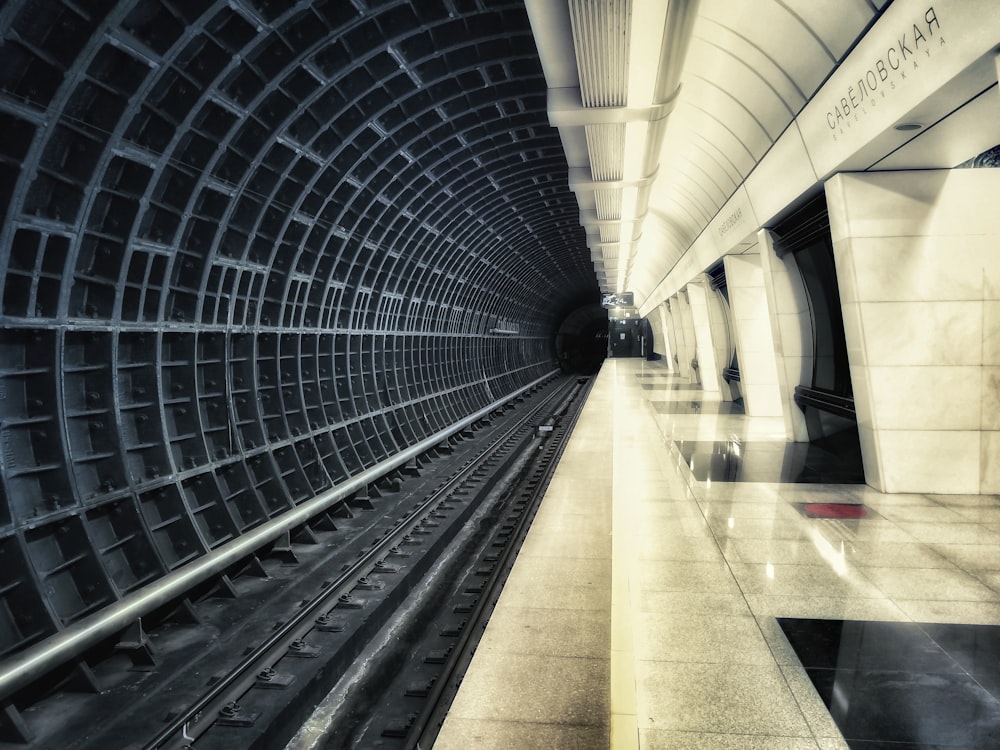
[610, 360, 640, 750]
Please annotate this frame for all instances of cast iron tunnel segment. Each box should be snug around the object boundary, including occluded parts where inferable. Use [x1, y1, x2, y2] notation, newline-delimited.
[138, 375, 590, 750]
[0, 0, 599, 740]
[0, 372, 558, 745]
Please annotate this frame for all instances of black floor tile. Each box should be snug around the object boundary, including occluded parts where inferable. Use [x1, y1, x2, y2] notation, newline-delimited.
[919, 623, 1000, 700]
[919, 624, 1000, 678]
[846, 742, 963, 749]
[779, 618, 1000, 749]
[808, 668, 1000, 748]
[779, 619, 962, 673]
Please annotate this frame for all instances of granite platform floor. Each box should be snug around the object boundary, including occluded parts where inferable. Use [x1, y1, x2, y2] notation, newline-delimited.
[433, 359, 1000, 749]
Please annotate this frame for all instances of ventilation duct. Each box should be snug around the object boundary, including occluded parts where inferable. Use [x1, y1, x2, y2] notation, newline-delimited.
[568, 0, 631, 108]
[528, 0, 700, 297]
[585, 123, 625, 181]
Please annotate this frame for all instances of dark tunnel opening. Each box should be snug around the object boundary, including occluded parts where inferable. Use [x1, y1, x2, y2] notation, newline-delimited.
[0, 0, 598, 668]
[554, 303, 608, 375]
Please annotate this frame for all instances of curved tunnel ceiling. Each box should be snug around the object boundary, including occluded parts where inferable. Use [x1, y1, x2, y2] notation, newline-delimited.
[633, 0, 885, 299]
[0, 0, 597, 656]
[528, 0, 892, 302]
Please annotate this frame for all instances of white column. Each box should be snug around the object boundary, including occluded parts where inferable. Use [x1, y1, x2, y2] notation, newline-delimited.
[705, 283, 734, 402]
[655, 303, 674, 370]
[663, 297, 680, 373]
[723, 254, 783, 417]
[665, 300, 681, 373]
[670, 293, 694, 379]
[826, 169, 1000, 494]
[759, 229, 811, 442]
[686, 281, 721, 394]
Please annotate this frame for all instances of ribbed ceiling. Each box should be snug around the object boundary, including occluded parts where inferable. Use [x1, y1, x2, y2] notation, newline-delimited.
[630, 0, 887, 299]
[585, 122, 626, 181]
[531, 0, 889, 301]
[568, 0, 631, 108]
[0, 0, 596, 659]
[0, 1, 596, 333]
[567, 0, 631, 290]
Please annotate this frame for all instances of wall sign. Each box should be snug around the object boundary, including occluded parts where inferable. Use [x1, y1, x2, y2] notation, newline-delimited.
[797, 0, 999, 178]
[824, 6, 943, 141]
[602, 292, 634, 307]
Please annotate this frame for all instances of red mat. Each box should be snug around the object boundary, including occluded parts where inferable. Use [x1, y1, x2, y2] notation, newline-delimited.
[802, 503, 868, 519]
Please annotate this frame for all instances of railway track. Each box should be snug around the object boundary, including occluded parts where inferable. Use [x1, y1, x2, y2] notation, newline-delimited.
[284, 374, 591, 750]
[149, 374, 591, 750]
[0, 374, 591, 749]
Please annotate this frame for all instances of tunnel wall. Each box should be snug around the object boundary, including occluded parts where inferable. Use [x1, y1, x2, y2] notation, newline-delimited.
[0, 0, 596, 658]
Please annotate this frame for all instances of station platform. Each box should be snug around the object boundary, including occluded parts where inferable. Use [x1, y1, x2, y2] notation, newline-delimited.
[434, 359, 1000, 749]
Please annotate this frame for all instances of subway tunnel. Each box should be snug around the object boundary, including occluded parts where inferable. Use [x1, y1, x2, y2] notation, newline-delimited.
[0, 0, 600, 674]
[1, 0, 1000, 746]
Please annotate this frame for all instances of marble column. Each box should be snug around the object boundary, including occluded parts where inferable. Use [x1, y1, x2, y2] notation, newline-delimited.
[686, 281, 721, 394]
[655, 303, 674, 371]
[665, 300, 682, 374]
[759, 230, 811, 441]
[826, 169, 1000, 494]
[670, 293, 694, 380]
[707, 283, 735, 401]
[723, 254, 783, 417]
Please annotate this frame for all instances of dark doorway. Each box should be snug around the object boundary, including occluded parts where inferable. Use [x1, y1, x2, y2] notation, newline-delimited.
[554, 304, 608, 374]
[772, 192, 858, 452]
[608, 317, 648, 358]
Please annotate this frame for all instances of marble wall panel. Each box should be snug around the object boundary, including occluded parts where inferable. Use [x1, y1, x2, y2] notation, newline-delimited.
[983, 432, 1000, 493]
[686, 282, 722, 393]
[878, 430, 982, 495]
[858, 424, 883, 489]
[724, 254, 783, 417]
[828, 169, 1000, 241]
[672, 293, 695, 380]
[868, 366, 982, 431]
[826, 169, 1000, 493]
[858, 301, 982, 367]
[984, 368, 1000, 431]
[656, 303, 675, 370]
[850, 362, 874, 431]
[759, 230, 810, 441]
[985, 302, 1000, 366]
[840, 301, 868, 368]
[665, 305, 681, 372]
[848, 236, 992, 303]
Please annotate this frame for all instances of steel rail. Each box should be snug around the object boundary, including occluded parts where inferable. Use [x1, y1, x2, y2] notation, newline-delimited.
[0, 371, 558, 703]
[145, 374, 576, 749]
[408, 376, 592, 749]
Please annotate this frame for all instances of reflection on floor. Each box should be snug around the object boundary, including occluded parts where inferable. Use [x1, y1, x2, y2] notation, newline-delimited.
[652, 401, 745, 415]
[640, 383, 702, 390]
[435, 360, 1000, 750]
[674, 439, 867, 484]
[780, 618, 1000, 749]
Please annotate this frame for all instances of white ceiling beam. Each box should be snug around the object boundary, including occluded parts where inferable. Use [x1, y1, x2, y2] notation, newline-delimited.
[567, 166, 657, 193]
[547, 87, 676, 127]
[528, 0, 700, 297]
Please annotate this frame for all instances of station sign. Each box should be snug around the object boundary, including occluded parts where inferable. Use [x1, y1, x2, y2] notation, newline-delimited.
[601, 292, 634, 308]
